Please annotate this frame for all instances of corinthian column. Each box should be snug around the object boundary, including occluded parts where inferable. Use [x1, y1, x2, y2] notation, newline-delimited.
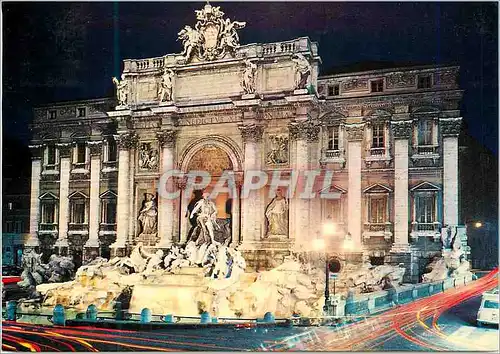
[441, 118, 461, 226]
[156, 130, 177, 247]
[110, 132, 138, 257]
[239, 123, 264, 249]
[84, 141, 102, 261]
[289, 119, 320, 250]
[54, 142, 72, 255]
[345, 123, 364, 250]
[26, 145, 43, 249]
[390, 120, 412, 252]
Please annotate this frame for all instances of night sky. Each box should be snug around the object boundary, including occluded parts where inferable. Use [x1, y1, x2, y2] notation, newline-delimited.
[2, 2, 498, 154]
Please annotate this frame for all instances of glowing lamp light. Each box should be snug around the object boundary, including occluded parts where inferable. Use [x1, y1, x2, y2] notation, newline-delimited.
[475, 222, 483, 228]
[322, 221, 336, 237]
[313, 238, 326, 251]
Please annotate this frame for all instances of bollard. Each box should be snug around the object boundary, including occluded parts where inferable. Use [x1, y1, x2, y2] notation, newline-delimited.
[140, 308, 152, 323]
[6, 301, 17, 321]
[163, 314, 175, 324]
[211, 316, 218, 324]
[114, 301, 123, 321]
[263, 312, 275, 323]
[200, 311, 211, 324]
[86, 304, 98, 320]
[53, 304, 66, 326]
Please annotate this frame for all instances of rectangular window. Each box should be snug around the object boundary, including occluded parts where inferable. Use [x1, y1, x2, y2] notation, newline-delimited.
[47, 145, 56, 165]
[328, 84, 340, 96]
[49, 110, 57, 119]
[416, 194, 435, 224]
[418, 120, 433, 145]
[101, 199, 117, 224]
[327, 127, 339, 150]
[42, 203, 56, 224]
[107, 139, 117, 162]
[77, 107, 86, 117]
[372, 124, 385, 148]
[76, 143, 86, 164]
[370, 79, 384, 93]
[370, 196, 386, 223]
[418, 75, 432, 89]
[71, 199, 86, 224]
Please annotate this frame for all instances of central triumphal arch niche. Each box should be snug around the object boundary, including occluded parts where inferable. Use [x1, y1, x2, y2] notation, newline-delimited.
[186, 144, 233, 219]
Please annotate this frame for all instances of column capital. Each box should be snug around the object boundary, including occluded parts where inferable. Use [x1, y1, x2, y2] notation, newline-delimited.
[289, 120, 320, 142]
[29, 144, 44, 160]
[115, 132, 139, 150]
[345, 123, 365, 141]
[56, 142, 72, 158]
[440, 117, 462, 137]
[238, 123, 264, 143]
[156, 130, 177, 148]
[390, 120, 413, 139]
[88, 141, 103, 156]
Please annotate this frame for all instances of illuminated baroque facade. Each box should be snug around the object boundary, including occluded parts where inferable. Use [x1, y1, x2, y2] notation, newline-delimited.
[28, 4, 463, 279]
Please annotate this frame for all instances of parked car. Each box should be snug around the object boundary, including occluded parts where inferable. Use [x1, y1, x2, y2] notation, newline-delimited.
[477, 288, 499, 327]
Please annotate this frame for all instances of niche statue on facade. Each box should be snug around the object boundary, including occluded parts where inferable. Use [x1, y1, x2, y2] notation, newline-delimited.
[158, 68, 174, 103]
[291, 53, 311, 90]
[139, 143, 158, 170]
[137, 193, 158, 245]
[265, 188, 289, 238]
[112, 75, 129, 107]
[241, 59, 257, 94]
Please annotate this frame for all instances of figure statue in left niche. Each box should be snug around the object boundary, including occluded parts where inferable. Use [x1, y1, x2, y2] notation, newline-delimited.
[138, 193, 158, 240]
[241, 59, 257, 94]
[291, 53, 311, 90]
[112, 75, 129, 107]
[158, 68, 174, 103]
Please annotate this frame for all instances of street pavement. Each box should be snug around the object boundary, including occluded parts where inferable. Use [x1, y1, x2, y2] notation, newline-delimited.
[2, 268, 498, 352]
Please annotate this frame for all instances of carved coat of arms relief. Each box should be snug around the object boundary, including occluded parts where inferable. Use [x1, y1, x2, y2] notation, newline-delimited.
[178, 4, 246, 63]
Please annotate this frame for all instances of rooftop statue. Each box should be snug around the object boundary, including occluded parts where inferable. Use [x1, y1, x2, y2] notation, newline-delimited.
[112, 74, 129, 107]
[178, 3, 246, 63]
[291, 53, 311, 90]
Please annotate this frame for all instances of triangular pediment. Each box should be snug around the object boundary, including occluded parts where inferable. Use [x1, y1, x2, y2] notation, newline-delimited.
[68, 191, 88, 199]
[410, 181, 441, 192]
[363, 183, 392, 194]
[317, 184, 347, 195]
[100, 190, 117, 199]
[39, 192, 58, 200]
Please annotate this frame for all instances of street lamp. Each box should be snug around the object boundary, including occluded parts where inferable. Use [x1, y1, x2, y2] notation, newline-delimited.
[321, 219, 336, 316]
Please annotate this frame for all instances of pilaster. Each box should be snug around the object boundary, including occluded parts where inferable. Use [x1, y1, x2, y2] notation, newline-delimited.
[289, 120, 320, 250]
[84, 141, 102, 261]
[156, 129, 177, 247]
[54, 142, 72, 254]
[238, 122, 264, 249]
[441, 118, 461, 226]
[390, 120, 412, 253]
[110, 132, 138, 256]
[345, 123, 364, 249]
[26, 145, 43, 249]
